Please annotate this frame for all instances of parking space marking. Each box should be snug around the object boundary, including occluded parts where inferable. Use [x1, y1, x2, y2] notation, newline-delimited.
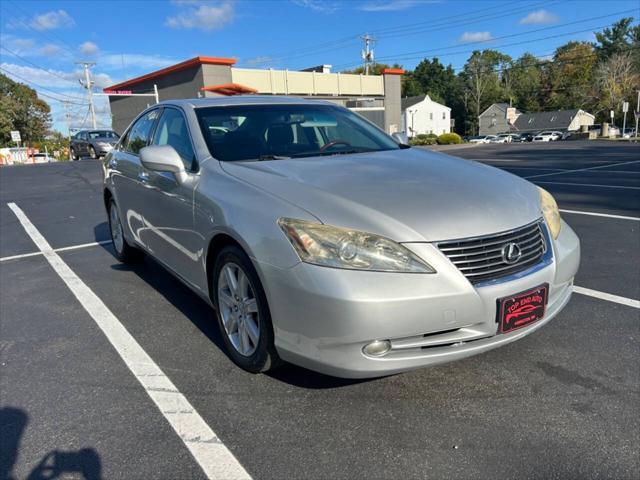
[559, 209, 640, 221]
[7, 202, 251, 480]
[535, 181, 640, 190]
[525, 160, 640, 179]
[574, 286, 640, 309]
[0, 240, 112, 263]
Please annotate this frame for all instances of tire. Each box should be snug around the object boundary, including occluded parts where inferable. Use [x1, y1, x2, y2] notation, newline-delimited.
[108, 199, 142, 263]
[71, 148, 78, 161]
[89, 146, 97, 159]
[213, 245, 280, 373]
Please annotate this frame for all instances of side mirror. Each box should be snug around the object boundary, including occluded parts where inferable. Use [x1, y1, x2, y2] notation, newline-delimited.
[140, 145, 187, 183]
[392, 132, 410, 147]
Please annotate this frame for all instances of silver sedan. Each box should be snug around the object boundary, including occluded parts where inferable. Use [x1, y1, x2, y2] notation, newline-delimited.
[103, 97, 580, 378]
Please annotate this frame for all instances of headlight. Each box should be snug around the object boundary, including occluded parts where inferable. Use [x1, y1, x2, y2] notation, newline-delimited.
[278, 218, 435, 273]
[538, 187, 561, 239]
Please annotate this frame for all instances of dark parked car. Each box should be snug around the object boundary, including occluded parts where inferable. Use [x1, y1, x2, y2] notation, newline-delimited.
[512, 133, 534, 142]
[71, 130, 120, 160]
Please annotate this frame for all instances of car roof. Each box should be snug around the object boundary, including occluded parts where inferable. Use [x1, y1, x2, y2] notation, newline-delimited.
[161, 95, 338, 109]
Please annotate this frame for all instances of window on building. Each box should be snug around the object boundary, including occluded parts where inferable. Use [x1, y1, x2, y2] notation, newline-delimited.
[442, 112, 446, 120]
[429, 112, 433, 120]
[152, 108, 196, 171]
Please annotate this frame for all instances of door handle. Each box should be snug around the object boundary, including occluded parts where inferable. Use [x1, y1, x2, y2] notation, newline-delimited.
[138, 171, 149, 182]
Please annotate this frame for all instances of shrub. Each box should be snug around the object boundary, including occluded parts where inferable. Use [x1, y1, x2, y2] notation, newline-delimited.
[409, 133, 438, 146]
[436, 132, 462, 145]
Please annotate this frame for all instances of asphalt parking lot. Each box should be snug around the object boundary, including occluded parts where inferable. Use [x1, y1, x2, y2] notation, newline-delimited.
[1, 140, 638, 479]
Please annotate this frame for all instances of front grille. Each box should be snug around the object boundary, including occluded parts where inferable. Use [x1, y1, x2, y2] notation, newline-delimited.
[438, 220, 547, 284]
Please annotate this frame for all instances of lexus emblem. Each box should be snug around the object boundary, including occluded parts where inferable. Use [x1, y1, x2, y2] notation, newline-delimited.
[501, 242, 522, 264]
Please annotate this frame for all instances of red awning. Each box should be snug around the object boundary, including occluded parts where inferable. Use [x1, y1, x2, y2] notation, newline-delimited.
[201, 83, 258, 96]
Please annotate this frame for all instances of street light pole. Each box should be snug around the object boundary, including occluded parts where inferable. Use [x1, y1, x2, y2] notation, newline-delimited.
[76, 61, 97, 129]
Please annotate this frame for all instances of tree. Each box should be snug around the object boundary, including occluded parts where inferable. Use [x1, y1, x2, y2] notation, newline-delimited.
[410, 58, 457, 103]
[509, 53, 543, 112]
[543, 41, 597, 112]
[0, 73, 51, 145]
[460, 50, 511, 134]
[341, 63, 403, 76]
[594, 17, 638, 60]
[596, 52, 640, 119]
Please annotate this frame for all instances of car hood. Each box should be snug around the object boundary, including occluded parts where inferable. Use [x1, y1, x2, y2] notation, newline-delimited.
[219, 148, 542, 242]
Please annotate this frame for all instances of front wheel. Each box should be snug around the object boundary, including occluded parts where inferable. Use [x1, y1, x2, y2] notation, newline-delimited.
[71, 148, 78, 161]
[89, 146, 97, 159]
[108, 199, 142, 263]
[213, 246, 280, 373]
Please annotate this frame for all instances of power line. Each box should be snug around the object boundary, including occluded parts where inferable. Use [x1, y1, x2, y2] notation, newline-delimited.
[0, 66, 88, 104]
[336, 20, 637, 69]
[0, 46, 77, 83]
[258, 0, 555, 64]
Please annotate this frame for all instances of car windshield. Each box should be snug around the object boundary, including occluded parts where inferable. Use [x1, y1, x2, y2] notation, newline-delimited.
[195, 104, 400, 162]
[88, 130, 119, 139]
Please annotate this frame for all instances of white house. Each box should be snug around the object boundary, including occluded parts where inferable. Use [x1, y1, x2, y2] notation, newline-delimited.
[401, 94, 451, 137]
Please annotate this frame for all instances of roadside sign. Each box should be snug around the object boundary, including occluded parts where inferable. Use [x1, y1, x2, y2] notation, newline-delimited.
[622, 102, 629, 113]
[10, 130, 21, 142]
[610, 110, 614, 120]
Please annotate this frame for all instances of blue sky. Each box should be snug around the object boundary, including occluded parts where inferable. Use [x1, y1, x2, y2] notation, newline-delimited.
[1, 0, 637, 133]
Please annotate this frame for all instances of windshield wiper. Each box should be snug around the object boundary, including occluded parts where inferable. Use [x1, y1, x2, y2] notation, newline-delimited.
[257, 154, 291, 161]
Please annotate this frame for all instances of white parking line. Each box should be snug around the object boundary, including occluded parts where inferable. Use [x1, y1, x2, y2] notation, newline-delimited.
[0, 240, 112, 262]
[525, 160, 640, 179]
[574, 286, 640, 309]
[535, 181, 640, 190]
[7, 202, 251, 480]
[559, 209, 640, 221]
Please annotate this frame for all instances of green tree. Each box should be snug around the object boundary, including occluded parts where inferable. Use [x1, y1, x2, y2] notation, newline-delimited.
[509, 53, 543, 112]
[594, 17, 638, 60]
[411, 58, 457, 102]
[460, 50, 511, 134]
[341, 63, 403, 76]
[0, 73, 51, 145]
[543, 41, 597, 112]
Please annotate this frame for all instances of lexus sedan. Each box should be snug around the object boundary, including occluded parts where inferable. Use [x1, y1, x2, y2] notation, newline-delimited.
[102, 97, 580, 379]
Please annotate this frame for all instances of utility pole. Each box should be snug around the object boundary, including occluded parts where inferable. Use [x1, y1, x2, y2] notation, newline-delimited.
[76, 61, 97, 129]
[635, 90, 639, 140]
[63, 101, 72, 160]
[361, 33, 375, 75]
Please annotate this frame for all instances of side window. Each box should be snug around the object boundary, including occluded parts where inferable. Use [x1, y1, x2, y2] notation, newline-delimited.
[151, 108, 195, 170]
[126, 109, 159, 155]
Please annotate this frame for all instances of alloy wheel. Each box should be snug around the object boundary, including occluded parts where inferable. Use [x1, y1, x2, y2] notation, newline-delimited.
[217, 262, 260, 357]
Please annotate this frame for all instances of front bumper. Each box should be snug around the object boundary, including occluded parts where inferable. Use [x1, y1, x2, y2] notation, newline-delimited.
[259, 219, 580, 378]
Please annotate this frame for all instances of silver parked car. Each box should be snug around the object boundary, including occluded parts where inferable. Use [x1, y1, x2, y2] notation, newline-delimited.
[71, 130, 120, 160]
[103, 97, 580, 378]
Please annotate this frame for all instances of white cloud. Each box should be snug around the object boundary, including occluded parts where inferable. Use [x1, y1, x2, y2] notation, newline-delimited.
[29, 10, 75, 31]
[291, 0, 341, 13]
[1, 62, 79, 88]
[99, 53, 179, 72]
[519, 9, 559, 25]
[458, 31, 493, 43]
[39, 44, 62, 57]
[359, 0, 439, 12]
[165, 1, 234, 31]
[80, 41, 99, 56]
[244, 56, 275, 66]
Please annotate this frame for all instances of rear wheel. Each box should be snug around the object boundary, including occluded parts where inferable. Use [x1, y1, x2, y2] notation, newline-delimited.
[108, 199, 142, 263]
[213, 246, 280, 373]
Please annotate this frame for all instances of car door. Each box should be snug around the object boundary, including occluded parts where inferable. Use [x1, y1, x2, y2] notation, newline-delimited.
[137, 106, 203, 290]
[109, 108, 161, 250]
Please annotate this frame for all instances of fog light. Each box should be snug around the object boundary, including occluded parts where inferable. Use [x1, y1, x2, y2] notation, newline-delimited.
[363, 340, 391, 357]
